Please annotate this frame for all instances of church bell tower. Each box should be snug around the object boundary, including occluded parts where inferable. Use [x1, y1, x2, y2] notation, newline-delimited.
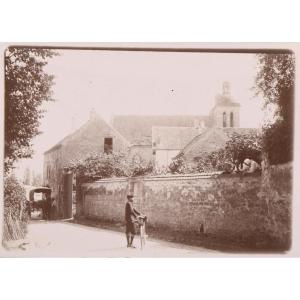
[210, 82, 240, 128]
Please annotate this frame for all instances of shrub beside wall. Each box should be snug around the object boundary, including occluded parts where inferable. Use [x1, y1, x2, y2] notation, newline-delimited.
[3, 175, 28, 241]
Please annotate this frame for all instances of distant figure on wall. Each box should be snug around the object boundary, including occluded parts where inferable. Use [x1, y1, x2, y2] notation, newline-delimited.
[233, 158, 261, 174]
[240, 158, 261, 174]
[125, 194, 141, 248]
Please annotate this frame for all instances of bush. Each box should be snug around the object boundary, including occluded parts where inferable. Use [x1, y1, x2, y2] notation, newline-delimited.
[170, 131, 262, 174]
[67, 151, 155, 182]
[3, 175, 28, 241]
[168, 153, 196, 174]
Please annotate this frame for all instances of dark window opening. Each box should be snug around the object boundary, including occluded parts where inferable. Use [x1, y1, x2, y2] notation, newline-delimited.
[223, 112, 227, 127]
[104, 138, 113, 153]
[230, 112, 234, 127]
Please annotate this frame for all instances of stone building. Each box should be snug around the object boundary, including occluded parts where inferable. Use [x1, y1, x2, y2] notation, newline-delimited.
[43, 110, 130, 217]
[44, 81, 247, 215]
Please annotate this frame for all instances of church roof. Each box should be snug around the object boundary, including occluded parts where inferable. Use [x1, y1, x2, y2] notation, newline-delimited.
[111, 115, 210, 145]
[152, 126, 207, 150]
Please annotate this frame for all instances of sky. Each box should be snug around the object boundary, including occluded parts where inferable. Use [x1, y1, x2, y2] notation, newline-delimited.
[14, 49, 265, 179]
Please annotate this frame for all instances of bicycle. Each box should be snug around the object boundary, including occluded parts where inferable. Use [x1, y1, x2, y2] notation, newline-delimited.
[136, 215, 147, 250]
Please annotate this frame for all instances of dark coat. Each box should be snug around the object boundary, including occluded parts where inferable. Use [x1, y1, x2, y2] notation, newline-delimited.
[125, 201, 140, 224]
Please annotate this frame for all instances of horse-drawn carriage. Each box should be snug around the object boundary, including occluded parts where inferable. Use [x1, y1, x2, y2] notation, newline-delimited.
[28, 187, 52, 220]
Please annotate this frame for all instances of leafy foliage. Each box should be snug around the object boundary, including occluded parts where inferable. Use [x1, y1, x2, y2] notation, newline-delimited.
[3, 175, 28, 241]
[169, 153, 195, 174]
[170, 131, 262, 174]
[255, 53, 295, 164]
[5, 47, 58, 173]
[220, 131, 262, 167]
[66, 151, 154, 181]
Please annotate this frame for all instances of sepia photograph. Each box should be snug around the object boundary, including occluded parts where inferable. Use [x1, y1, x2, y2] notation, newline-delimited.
[0, 44, 295, 257]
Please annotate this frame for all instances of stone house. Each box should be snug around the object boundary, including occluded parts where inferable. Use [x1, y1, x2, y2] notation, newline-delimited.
[43, 110, 130, 217]
[112, 115, 210, 167]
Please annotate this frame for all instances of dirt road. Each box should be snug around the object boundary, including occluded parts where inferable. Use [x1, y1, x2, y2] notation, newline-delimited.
[2, 220, 218, 257]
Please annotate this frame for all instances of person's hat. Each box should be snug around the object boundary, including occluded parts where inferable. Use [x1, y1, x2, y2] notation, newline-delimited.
[127, 194, 134, 199]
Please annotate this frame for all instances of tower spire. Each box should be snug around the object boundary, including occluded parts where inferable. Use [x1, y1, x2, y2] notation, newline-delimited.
[222, 81, 230, 96]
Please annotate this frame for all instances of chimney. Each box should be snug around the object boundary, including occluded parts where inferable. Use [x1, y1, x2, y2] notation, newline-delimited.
[89, 108, 97, 121]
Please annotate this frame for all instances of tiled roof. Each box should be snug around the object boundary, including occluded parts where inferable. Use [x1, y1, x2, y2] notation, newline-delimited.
[131, 136, 152, 146]
[152, 126, 206, 150]
[181, 127, 261, 156]
[111, 115, 210, 144]
[44, 114, 130, 154]
[222, 127, 261, 136]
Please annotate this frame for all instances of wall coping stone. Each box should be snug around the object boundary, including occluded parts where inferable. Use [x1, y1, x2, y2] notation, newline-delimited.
[83, 172, 226, 186]
[81, 171, 262, 187]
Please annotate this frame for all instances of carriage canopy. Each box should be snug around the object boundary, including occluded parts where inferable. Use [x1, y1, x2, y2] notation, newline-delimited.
[29, 187, 52, 202]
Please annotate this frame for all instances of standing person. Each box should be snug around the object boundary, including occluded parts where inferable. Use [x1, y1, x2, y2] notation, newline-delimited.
[125, 194, 140, 248]
[45, 193, 52, 220]
[51, 197, 57, 220]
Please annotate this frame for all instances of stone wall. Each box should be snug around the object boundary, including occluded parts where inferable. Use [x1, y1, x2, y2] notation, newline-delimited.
[82, 178, 129, 223]
[80, 166, 292, 249]
[81, 173, 261, 234]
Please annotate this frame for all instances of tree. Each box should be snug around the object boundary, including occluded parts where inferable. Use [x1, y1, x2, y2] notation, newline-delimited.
[254, 53, 294, 217]
[255, 53, 295, 164]
[220, 131, 262, 170]
[5, 47, 58, 173]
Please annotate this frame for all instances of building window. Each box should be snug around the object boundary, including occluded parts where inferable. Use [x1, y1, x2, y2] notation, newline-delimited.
[230, 112, 234, 127]
[223, 112, 227, 127]
[104, 137, 113, 153]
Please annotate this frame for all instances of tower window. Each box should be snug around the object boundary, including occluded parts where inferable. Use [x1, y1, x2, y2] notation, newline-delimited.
[230, 112, 234, 127]
[223, 112, 227, 127]
[104, 138, 113, 153]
